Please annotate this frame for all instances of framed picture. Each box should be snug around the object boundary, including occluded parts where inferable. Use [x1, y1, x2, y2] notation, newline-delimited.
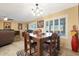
[3, 22, 11, 29]
[18, 23, 22, 30]
[37, 20, 44, 28]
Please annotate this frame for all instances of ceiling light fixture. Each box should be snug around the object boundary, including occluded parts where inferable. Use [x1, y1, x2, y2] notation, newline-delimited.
[32, 3, 43, 17]
[4, 17, 8, 21]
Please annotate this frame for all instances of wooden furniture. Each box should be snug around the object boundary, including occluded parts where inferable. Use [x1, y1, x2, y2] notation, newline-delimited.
[0, 30, 15, 47]
[43, 33, 60, 56]
[15, 31, 20, 36]
[24, 32, 60, 56]
[23, 32, 37, 55]
[29, 33, 52, 56]
[34, 36, 44, 56]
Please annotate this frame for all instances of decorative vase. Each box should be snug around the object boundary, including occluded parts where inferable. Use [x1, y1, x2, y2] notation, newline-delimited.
[71, 31, 78, 52]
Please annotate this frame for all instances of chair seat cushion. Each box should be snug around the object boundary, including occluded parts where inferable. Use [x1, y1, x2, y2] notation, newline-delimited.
[31, 42, 37, 46]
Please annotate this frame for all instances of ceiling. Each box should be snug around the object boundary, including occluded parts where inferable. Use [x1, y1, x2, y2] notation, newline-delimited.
[0, 3, 78, 22]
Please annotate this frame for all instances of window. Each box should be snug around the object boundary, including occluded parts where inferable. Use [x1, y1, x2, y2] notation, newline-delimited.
[33, 24, 37, 29]
[54, 19, 59, 32]
[29, 23, 37, 30]
[60, 18, 66, 36]
[55, 19, 58, 25]
[46, 21, 49, 26]
[49, 20, 53, 31]
[45, 17, 67, 36]
[45, 21, 49, 32]
[50, 20, 53, 25]
[32, 24, 37, 30]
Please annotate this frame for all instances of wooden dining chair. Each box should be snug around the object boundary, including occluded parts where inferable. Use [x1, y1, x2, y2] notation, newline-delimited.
[44, 33, 60, 56]
[23, 32, 37, 55]
[50, 33, 60, 56]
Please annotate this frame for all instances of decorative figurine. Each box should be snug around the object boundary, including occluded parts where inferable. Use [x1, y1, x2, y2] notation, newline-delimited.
[71, 25, 79, 52]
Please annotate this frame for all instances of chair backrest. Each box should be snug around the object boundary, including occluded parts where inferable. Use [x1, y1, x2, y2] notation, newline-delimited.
[23, 32, 29, 52]
[52, 33, 60, 48]
[50, 33, 60, 55]
[23, 32, 33, 55]
[51, 33, 58, 43]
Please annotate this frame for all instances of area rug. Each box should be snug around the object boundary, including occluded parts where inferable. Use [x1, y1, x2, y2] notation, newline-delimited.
[16, 49, 60, 56]
[16, 49, 30, 56]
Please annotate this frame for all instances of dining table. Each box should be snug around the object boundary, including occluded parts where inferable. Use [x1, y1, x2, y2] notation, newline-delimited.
[29, 32, 52, 56]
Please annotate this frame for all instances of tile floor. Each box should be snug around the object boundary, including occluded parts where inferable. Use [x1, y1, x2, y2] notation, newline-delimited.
[0, 40, 79, 56]
[0, 40, 24, 56]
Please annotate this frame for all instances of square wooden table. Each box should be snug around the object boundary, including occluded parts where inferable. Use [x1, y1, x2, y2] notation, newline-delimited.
[29, 33, 52, 56]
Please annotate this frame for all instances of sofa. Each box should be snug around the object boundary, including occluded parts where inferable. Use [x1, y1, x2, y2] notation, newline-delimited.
[0, 30, 15, 47]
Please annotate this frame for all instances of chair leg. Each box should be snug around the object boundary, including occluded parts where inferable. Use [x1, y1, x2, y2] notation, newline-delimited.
[49, 45, 52, 56]
[29, 44, 32, 55]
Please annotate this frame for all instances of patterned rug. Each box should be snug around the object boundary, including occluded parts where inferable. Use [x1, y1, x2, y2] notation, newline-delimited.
[16, 49, 60, 56]
[16, 49, 30, 56]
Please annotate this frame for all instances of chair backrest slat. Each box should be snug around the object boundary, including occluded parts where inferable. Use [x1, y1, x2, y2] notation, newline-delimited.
[50, 33, 60, 55]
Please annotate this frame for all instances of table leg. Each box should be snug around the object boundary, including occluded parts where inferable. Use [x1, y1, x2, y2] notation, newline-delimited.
[36, 37, 43, 56]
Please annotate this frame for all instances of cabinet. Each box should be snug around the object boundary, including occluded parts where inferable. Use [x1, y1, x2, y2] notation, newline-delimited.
[3, 22, 11, 29]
